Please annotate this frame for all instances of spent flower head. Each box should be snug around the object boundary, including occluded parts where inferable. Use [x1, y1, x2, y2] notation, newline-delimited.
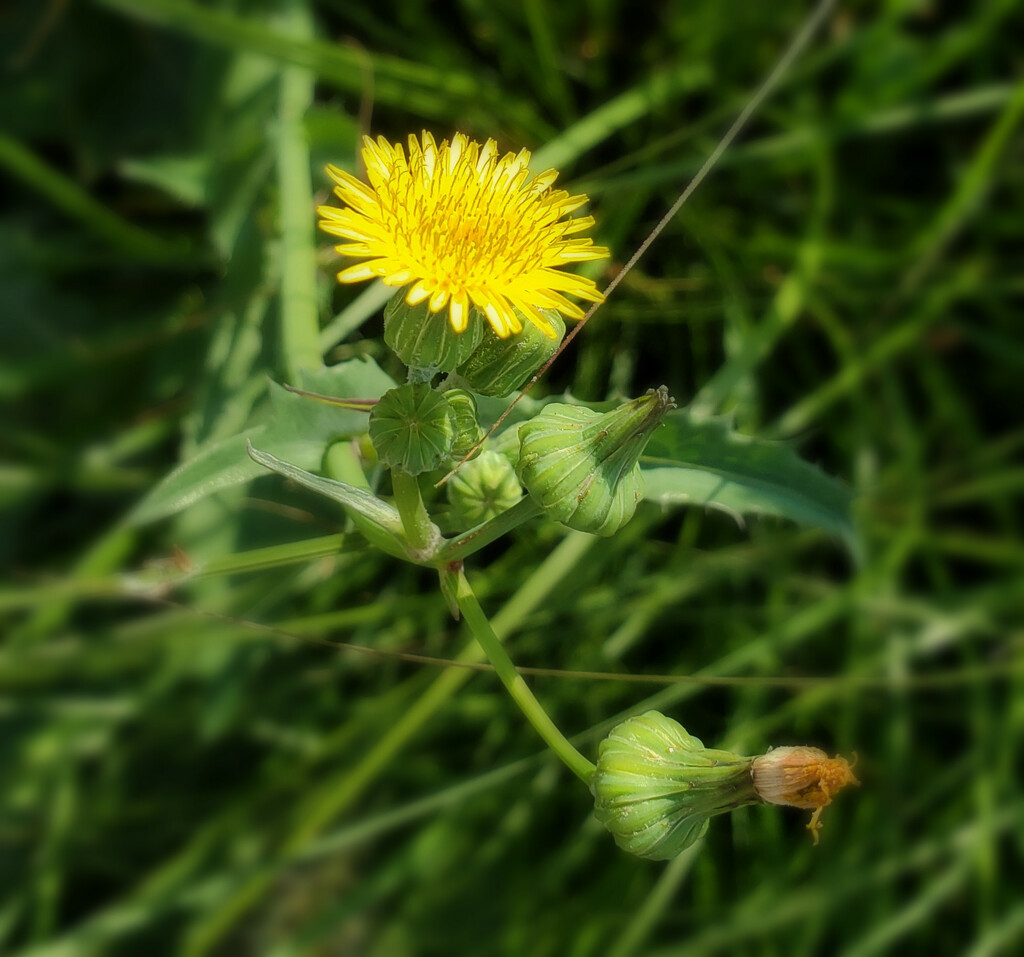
[318, 132, 609, 339]
[751, 747, 860, 844]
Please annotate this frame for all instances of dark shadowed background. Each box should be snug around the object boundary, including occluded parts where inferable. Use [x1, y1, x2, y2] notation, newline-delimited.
[2, 0, 1023, 954]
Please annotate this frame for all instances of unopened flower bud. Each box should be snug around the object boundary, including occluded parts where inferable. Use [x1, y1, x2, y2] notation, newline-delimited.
[455, 308, 565, 397]
[488, 423, 523, 469]
[443, 389, 485, 464]
[751, 747, 859, 844]
[516, 387, 675, 536]
[446, 450, 523, 528]
[591, 711, 758, 861]
[384, 292, 484, 374]
[368, 384, 455, 475]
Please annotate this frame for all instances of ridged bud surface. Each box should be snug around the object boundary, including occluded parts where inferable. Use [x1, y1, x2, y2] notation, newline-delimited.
[368, 384, 455, 475]
[455, 309, 565, 397]
[446, 451, 523, 528]
[516, 388, 675, 536]
[591, 711, 758, 860]
[384, 293, 483, 373]
[443, 389, 485, 464]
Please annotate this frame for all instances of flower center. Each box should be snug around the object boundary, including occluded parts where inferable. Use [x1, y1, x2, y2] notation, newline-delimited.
[371, 154, 554, 293]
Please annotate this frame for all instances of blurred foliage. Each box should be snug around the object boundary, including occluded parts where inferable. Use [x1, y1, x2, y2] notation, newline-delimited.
[2, 0, 1023, 955]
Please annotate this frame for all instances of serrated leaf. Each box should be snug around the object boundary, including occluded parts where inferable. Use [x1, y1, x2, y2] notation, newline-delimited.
[246, 443, 407, 559]
[641, 412, 857, 551]
[130, 358, 395, 524]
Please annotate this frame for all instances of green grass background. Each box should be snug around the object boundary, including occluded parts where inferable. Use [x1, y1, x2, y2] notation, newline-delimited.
[2, 0, 1023, 954]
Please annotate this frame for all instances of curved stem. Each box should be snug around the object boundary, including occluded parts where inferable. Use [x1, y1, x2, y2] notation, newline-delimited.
[391, 470, 439, 555]
[176, 531, 596, 957]
[452, 568, 595, 784]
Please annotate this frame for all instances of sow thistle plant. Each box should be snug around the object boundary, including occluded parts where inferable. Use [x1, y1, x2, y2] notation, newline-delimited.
[221, 129, 858, 859]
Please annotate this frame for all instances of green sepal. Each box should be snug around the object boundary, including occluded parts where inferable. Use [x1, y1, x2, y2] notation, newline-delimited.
[591, 711, 759, 861]
[455, 309, 564, 397]
[384, 292, 483, 373]
[369, 384, 456, 475]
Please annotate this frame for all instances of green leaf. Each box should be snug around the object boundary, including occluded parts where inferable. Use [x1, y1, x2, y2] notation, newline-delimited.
[130, 358, 395, 524]
[246, 443, 407, 559]
[120, 154, 208, 207]
[640, 412, 857, 551]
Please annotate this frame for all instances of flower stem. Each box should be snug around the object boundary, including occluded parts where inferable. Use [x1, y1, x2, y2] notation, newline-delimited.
[436, 496, 543, 563]
[452, 569, 595, 784]
[180, 532, 596, 957]
[391, 470, 439, 555]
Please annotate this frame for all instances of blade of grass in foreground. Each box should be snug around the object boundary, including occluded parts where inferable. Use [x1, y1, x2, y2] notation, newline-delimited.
[275, 0, 322, 380]
[0, 131, 193, 263]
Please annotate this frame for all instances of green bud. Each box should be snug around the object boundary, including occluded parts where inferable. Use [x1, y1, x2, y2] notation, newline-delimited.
[446, 450, 523, 528]
[384, 292, 484, 374]
[516, 387, 675, 536]
[455, 309, 565, 397]
[443, 389, 485, 464]
[368, 384, 456, 475]
[591, 711, 759, 861]
[488, 423, 523, 469]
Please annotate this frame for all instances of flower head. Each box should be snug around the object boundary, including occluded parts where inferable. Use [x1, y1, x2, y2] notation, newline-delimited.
[318, 132, 609, 339]
[751, 746, 860, 844]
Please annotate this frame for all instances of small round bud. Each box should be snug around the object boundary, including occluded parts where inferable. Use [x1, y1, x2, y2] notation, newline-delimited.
[591, 711, 758, 861]
[443, 389, 485, 464]
[516, 388, 675, 536]
[446, 451, 523, 528]
[751, 747, 859, 844]
[384, 292, 484, 374]
[455, 309, 565, 397]
[368, 384, 456, 475]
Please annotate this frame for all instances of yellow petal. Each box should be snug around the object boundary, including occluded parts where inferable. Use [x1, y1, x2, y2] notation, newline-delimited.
[406, 280, 432, 305]
[337, 261, 383, 283]
[448, 294, 469, 332]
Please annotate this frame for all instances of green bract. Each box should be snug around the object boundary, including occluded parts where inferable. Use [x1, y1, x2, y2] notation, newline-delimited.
[591, 711, 759, 860]
[369, 384, 456, 475]
[443, 388, 485, 464]
[455, 309, 565, 397]
[516, 388, 674, 536]
[384, 293, 484, 374]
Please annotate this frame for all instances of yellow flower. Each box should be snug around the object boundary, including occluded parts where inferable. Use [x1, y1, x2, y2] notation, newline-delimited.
[317, 132, 609, 339]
